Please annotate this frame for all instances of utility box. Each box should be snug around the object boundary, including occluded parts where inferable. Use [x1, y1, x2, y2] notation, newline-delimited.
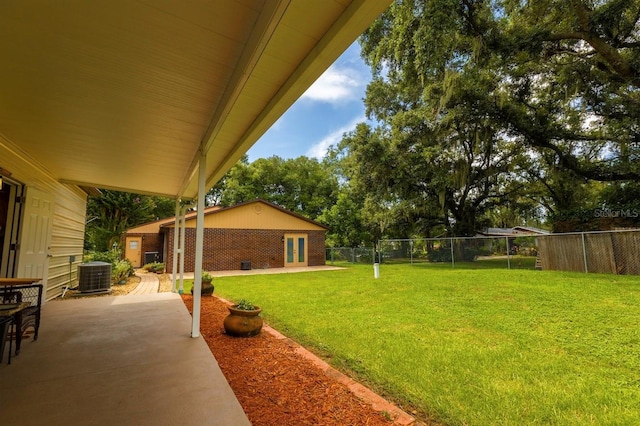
[240, 261, 251, 270]
[144, 252, 159, 265]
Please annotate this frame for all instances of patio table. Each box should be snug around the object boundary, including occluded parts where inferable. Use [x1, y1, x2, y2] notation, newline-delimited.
[0, 278, 43, 286]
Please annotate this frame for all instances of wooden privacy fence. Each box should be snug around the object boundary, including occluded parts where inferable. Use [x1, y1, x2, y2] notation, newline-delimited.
[537, 229, 640, 275]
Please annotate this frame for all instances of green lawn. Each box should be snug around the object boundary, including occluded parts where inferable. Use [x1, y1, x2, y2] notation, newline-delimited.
[201, 264, 640, 425]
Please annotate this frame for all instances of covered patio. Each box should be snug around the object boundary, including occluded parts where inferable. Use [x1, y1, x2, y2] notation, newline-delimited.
[0, 293, 250, 425]
[0, 1, 392, 423]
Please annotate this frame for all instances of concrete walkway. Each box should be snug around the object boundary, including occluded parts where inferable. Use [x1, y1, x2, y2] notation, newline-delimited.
[129, 271, 160, 295]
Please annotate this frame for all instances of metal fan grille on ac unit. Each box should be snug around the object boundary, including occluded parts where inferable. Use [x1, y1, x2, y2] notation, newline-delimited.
[77, 261, 112, 293]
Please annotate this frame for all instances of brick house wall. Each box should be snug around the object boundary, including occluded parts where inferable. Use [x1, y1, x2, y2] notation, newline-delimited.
[307, 230, 325, 266]
[121, 232, 164, 263]
[165, 228, 326, 273]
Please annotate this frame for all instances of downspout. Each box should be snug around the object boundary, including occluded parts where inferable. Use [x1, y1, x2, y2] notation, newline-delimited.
[191, 149, 206, 338]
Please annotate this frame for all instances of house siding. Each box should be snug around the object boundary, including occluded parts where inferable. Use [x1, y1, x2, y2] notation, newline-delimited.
[46, 184, 88, 300]
[188, 203, 326, 230]
[165, 228, 326, 273]
[1, 135, 88, 301]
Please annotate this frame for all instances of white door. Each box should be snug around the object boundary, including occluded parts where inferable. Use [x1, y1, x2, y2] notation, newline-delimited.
[16, 187, 54, 299]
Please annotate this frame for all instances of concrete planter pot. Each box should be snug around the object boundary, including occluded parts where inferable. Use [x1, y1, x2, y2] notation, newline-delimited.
[223, 305, 263, 337]
[191, 280, 214, 296]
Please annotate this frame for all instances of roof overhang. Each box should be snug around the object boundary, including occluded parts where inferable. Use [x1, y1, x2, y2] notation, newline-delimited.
[0, 0, 391, 200]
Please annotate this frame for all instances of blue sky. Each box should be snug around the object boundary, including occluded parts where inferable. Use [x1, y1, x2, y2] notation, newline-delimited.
[246, 42, 372, 162]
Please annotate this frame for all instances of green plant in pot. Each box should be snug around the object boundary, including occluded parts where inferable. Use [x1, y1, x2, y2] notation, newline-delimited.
[153, 262, 165, 274]
[191, 271, 214, 296]
[223, 299, 262, 337]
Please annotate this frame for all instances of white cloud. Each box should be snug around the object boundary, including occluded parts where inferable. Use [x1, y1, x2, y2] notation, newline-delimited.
[306, 116, 365, 159]
[301, 65, 364, 104]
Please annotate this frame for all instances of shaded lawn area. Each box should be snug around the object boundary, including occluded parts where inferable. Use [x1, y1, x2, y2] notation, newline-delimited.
[200, 264, 640, 425]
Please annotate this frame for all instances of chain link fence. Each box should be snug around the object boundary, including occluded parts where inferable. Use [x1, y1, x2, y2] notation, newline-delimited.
[378, 236, 538, 269]
[326, 247, 376, 264]
[374, 229, 640, 275]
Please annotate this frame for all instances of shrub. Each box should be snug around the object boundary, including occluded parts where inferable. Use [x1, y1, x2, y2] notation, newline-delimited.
[142, 262, 165, 272]
[427, 246, 452, 262]
[83, 249, 120, 264]
[462, 248, 477, 261]
[112, 259, 134, 283]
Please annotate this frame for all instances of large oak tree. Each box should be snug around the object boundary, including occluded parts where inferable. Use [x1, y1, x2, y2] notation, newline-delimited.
[341, 0, 640, 236]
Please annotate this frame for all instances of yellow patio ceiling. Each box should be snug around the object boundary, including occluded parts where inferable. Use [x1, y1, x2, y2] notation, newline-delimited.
[0, 0, 391, 200]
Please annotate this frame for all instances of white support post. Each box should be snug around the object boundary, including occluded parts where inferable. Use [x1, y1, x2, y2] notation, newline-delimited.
[191, 149, 206, 338]
[179, 206, 186, 294]
[171, 198, 180, 293]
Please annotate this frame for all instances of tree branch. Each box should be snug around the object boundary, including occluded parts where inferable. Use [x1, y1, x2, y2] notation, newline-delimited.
[497, 103, 640, 181]
[554, 0, 640, 87]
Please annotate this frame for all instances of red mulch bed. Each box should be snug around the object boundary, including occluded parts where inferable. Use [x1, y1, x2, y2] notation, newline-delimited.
[182, 295, 396, 426]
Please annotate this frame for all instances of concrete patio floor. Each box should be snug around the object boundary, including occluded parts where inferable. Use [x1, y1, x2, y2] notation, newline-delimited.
[0, 292, 250, 426]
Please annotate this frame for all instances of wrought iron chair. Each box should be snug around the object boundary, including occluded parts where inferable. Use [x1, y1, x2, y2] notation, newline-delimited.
[1, 283, 43, 354]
